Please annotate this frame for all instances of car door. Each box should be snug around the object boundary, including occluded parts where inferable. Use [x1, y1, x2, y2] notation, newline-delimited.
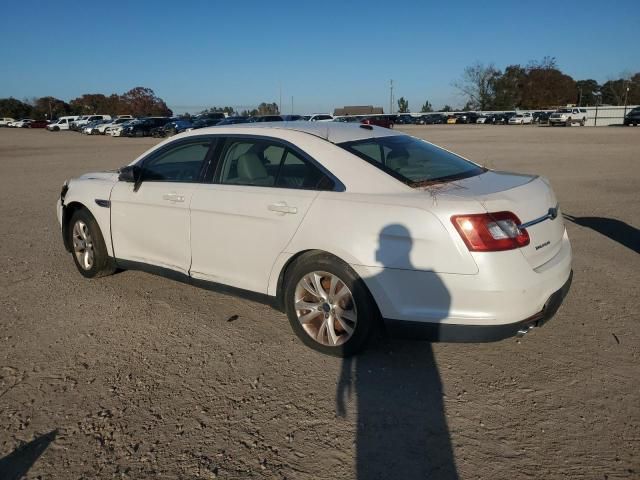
[189, 136, 338, 293]
[110, 137, 215, 274]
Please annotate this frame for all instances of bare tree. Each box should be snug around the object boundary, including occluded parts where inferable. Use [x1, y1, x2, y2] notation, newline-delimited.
[453, 62, 500, 110]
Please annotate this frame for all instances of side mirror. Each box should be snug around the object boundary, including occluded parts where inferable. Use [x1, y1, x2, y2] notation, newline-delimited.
[118, 165, 141, 183]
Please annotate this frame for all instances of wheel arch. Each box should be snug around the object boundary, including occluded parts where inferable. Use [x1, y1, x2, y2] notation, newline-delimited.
[273, 249, 383, 322]
[61, 201, 90, 252]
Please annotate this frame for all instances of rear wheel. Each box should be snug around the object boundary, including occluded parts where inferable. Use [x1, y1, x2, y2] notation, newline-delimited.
[284, 253, 378, 357]
[565, 118, 571, 127]
[580, 119, 585, 126]
[68, 209, 115, 278]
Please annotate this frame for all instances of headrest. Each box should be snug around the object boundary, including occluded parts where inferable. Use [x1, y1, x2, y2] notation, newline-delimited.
[237, 153, 268, 180]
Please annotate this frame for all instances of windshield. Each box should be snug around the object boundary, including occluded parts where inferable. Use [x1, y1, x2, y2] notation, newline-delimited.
[338, 135, 485, 186]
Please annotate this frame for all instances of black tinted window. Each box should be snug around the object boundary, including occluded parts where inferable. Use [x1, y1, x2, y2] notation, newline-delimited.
[143, 141, 211, 182]
[339, 135, 485, 186]
[275, 150, 333, 190]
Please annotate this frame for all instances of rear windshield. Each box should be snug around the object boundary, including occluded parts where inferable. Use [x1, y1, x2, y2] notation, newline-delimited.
[338, 135, 485, 187]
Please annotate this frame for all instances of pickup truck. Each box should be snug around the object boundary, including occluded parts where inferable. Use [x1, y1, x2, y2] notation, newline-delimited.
[548, 108, 588, 127]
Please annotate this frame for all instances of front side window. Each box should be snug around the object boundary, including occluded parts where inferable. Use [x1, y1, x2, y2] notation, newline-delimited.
[216, 138, 335, 190]
[142, 140, 211, 183]
[338, 135, 485, 187]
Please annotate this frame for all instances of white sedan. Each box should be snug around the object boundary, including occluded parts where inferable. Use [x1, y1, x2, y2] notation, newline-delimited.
[10, 119, 34, 128]
[508, 113, 533, 125]
[56, 123, 572, 356]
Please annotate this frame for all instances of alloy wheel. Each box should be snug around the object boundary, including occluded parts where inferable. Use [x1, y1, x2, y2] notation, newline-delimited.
[294, 271, 357, 347]
[72, 220, 94, 270]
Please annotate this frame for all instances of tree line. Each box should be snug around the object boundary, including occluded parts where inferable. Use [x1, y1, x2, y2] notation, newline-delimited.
[0, 87, 173, 119]
[396, 58, 638, 113]
[453, 57, 639, 111]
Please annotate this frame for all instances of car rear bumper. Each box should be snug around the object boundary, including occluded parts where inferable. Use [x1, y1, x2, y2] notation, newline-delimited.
[384, 270, 572, 342]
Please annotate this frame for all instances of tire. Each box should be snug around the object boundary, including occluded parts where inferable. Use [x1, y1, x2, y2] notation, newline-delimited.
[68, 208, 115, 279]
[580, 119, 585, 127]
[565, 118, 571, 127]
[53, 126, 60, 131]
[283, 252, 379, 357]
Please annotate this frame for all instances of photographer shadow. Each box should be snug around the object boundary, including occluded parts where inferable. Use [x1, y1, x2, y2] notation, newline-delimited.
[336, 224, 458, 479]
[0, 430, 57, 480]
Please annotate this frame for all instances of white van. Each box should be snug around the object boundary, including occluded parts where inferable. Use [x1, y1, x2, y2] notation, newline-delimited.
[46, 116, 79, 131]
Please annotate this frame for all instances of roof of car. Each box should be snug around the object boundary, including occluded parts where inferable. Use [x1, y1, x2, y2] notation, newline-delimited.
[184, 121, 400, 144]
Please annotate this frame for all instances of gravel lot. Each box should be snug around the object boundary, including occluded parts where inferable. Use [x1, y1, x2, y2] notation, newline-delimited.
[1, 125, 638, 479]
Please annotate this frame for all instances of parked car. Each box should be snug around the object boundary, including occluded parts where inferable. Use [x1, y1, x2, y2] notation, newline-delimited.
[623, 107, 640, 126]
[56, 122, 572, 356]
[533, 112, 551, 124]
[71, 115, 113, 131]
[82, 120, 111, 135]
[499, 112, 516, 124]
[250, 115, 284, 122]
[414, 114, 444, 125]
[332, 116, 361, 123]
[394, 114, 414, 125]
[28, 120, 51, 128]
[47, 116, 79, 131]
[360, 115, 394, 129]
[0, 117, 16, 127]
[109, 120, 137, 137]
[190, 117, 225, 129]
[508, 113, 534, 125]
[120, 117, 171, 137]
[463, 112, 481, 124]
[162, 119, 194, 137]
[11, 119, 35, 128]
[549, 108, 587, 127]
[307, 114, 334, 122]
[97, 117, 135, 135]
[216, 116, 250, 126]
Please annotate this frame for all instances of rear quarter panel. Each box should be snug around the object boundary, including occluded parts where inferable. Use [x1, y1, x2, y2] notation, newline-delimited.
[281, 192, 480, 275]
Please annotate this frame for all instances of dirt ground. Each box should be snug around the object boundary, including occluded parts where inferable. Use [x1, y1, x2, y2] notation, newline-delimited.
[0, 125, 638, 480]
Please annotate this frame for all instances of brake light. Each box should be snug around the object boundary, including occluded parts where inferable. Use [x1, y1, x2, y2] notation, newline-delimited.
[451, 212, 530, 252]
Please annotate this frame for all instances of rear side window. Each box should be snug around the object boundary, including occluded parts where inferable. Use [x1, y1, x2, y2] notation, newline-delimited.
[216, 138, 335, 190]
[338, 135, 485, 187]
[142, 140, 211, 183]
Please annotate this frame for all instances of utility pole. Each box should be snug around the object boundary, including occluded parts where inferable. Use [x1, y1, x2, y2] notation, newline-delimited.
[578, 86, 583, 107]
[389, 80, 394, 114]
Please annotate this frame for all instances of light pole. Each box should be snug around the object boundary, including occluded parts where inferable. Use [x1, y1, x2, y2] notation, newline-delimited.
[623, 83, 630, 117]
[594, 92, 601, 127]
[389, 80, 394, 114]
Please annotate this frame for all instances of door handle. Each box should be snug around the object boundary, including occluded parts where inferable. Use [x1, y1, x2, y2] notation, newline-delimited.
[268, 202, 297, 214]
[162, 193, 185, 202]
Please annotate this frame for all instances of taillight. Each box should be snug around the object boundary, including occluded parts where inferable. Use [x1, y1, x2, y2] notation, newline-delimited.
[451, 212, 530, 252]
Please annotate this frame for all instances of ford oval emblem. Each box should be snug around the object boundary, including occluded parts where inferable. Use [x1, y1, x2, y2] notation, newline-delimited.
[548, 207, 558, 220]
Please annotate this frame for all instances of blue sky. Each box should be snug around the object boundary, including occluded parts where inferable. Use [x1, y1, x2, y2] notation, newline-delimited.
[1, 1, 639, 114]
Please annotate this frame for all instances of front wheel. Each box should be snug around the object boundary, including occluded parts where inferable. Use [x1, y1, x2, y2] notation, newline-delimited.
[68, 209, 115, 278]
[284, 253, 378, 357]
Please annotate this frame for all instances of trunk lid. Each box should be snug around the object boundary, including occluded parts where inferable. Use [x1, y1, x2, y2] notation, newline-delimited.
[438, 171, 565, 268]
